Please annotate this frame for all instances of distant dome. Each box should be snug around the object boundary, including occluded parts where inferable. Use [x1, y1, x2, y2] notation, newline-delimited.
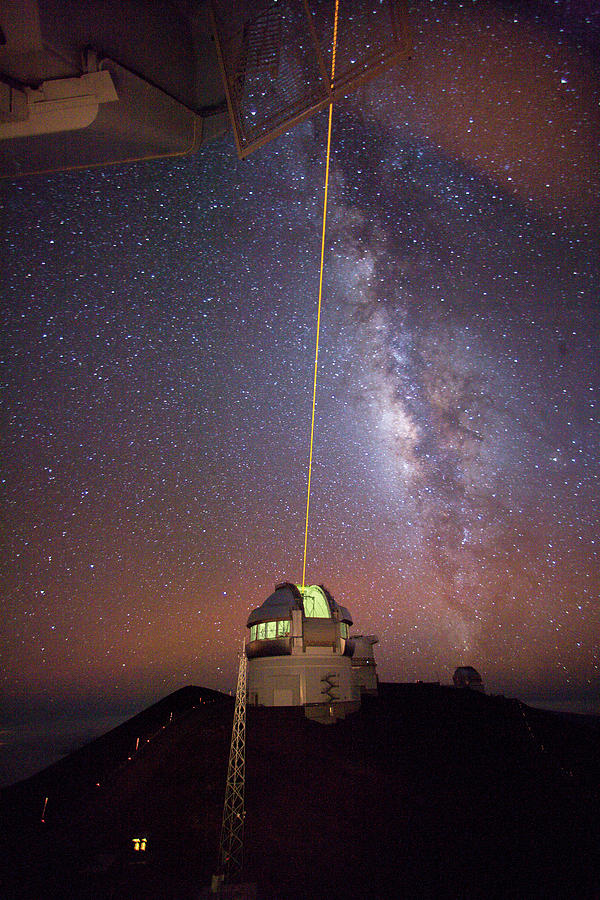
[453, 666, 484, 690]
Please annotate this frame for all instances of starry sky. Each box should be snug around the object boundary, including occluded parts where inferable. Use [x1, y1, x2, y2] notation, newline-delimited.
[2, 0, 599, 781]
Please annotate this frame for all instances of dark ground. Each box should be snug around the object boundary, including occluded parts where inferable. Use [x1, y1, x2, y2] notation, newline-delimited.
[2, 683, 599, 899]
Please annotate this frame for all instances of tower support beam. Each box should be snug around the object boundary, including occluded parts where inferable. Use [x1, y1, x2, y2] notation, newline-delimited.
[216, 646, 247, 886]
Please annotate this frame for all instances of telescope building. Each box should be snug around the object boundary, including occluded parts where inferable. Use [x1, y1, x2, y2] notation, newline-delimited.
[246, 582, 377, 721]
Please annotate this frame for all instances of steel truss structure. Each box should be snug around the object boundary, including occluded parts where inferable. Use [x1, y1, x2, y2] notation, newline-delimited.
[218, 647, 248, 883]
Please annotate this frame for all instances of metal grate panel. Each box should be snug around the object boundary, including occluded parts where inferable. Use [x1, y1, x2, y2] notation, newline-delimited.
[210, 0, 410, 158]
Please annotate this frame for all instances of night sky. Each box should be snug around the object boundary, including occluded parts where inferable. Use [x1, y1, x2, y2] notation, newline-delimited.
[2, 0, 599, 782]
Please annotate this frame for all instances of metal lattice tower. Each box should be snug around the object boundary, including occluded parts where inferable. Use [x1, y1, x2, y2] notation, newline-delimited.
[218, 645, 247, 884]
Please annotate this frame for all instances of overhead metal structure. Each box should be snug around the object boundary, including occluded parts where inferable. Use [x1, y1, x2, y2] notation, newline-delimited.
[0, 1, 409, 177]
[0, 0, 228, 178]
[210, 0, 411, 158]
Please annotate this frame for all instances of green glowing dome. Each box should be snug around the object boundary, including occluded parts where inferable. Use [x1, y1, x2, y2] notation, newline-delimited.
[246, 582, 352, 627]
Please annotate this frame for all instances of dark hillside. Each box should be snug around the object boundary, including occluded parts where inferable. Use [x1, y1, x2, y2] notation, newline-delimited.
[1, 684, 599, 899]
[244, 684, 600, 899]
[3, 686, 231, 824]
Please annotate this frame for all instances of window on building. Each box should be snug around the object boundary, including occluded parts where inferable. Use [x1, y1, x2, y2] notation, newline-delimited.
[300, 584, 331, 618]
[340, 623, 349, 638]
[132, 836, 147, 852]
[252, 620, 291, 640]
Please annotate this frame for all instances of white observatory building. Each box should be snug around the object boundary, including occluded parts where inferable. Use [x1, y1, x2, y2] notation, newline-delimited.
[246, 582, 377, 721]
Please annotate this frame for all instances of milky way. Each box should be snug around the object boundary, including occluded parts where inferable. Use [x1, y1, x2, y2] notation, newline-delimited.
[326, 109, 599, 658]
[2, 2, 599, 781]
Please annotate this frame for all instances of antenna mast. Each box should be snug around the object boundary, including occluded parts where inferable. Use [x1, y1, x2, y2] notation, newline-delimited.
[216, 645, 247, 886]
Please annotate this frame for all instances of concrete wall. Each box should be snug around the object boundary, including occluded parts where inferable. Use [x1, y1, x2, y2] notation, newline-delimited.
[247, 653, 355, 707]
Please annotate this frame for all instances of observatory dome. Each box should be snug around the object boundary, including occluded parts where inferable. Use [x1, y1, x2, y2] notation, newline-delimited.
[246, 582, 353, 660]
[245, 582, 360, 720]
[453, 666, 484, 691]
